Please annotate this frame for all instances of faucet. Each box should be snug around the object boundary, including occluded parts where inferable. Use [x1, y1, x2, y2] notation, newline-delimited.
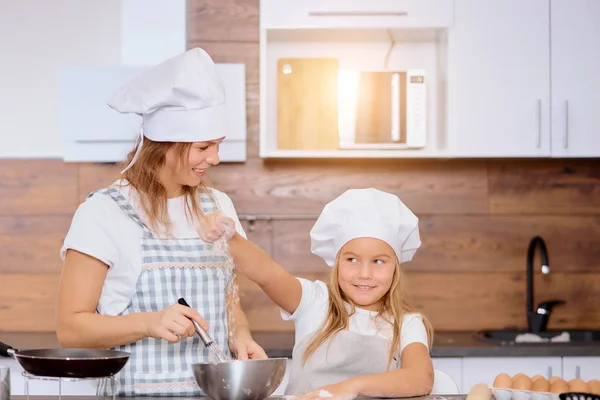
[526, 236, 566, 332]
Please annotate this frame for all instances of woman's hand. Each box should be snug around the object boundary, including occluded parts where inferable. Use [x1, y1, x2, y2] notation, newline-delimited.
[231, 332, 268, 360]
[144, 304, 209, 343]
[198, 210, 236, 243]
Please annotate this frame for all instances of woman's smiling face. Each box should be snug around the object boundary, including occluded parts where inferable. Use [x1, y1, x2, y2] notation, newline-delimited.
[162, 138, 224, 193]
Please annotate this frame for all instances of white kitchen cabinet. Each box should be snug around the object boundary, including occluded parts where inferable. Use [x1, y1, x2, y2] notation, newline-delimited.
[261, 0, 453, 30]
[447, 0, 551, 157]
[433, 357, 463, 393]
[561, 357, 600, 381]
[550, 0, 600, 157]
[462, 357, 562, 392]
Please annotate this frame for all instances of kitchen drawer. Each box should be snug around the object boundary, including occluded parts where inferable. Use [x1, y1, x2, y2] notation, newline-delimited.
[561, 357, 600, 381]
[261, 0, 454, 30]
[462, 357, 562, 391]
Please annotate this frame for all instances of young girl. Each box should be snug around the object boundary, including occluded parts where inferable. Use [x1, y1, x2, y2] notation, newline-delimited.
[201, 188, 435, 399]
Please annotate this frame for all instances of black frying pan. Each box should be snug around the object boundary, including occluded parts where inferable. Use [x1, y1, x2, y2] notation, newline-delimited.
[0, 341, 130, 378]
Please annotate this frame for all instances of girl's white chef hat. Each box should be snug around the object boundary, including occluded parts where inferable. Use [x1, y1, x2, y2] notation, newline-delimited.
[310, 188, 421, 267]
[107, 47, 227, 173]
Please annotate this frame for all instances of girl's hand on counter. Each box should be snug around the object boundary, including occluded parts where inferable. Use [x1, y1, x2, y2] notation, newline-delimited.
[297, 380, 360, 400]
[144, 304, 209, 343]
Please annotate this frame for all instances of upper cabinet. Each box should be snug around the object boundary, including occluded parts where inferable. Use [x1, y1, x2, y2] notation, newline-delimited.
[444, 0, 600, 158]
[447, 0, 551, 157]
[550, 0, 600, 157]
[261, 0, 453, 30]
[260, 0, 600, 159]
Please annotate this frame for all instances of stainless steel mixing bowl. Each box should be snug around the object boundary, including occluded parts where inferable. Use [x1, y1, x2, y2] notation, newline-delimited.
[192, 358, 287, 400]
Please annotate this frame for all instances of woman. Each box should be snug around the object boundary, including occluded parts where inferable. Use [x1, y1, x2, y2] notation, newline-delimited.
[56, 48, 266, 397]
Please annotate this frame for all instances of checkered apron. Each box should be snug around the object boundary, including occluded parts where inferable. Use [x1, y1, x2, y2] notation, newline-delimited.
[92, 186, 234, 397]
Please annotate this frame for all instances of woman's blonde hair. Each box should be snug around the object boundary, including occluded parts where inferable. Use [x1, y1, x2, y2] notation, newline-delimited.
[302, 249, 434, 368]
[117, 136, 211, 235]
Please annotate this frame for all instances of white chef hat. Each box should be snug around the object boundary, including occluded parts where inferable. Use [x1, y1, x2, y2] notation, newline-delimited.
[310, 188, 421, 267]
[107, 47, 227, 173]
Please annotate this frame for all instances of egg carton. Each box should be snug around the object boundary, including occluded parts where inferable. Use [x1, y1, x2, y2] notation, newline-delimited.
[492, 389, 600, 400]
[491, 387, 561, 400]
[559, 393, 600, 400]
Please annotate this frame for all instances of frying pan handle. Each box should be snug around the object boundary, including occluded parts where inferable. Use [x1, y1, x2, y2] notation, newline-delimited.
[0, 341, 15, 358]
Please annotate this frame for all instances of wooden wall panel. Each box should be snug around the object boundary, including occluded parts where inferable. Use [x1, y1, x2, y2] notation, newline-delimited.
[268, 215, 600, 273]
[271, 220, 327, 273]
[0, 274, 60, 331]
[0, 216, 72, 274]
[2, 268, 598, 333]
[208, 160, 490, 215]
[0, 160, 78, 216]
[489, 160, 600, 214]
[187, 0, 259, 43]
[237, 271, 600, 332]
[240, 219, 272, 254]
[417, 215, 600, 273]
[78, 163, 121, 202]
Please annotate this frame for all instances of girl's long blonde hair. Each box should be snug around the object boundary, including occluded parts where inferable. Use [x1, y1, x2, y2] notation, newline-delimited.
[302, 250, 434, 368]
[117, 136, 211, 235]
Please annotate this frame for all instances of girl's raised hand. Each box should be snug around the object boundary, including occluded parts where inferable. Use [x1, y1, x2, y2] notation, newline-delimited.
[198, 210, 236, 243]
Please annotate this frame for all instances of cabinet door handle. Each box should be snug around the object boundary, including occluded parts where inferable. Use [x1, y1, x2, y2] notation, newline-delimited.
[308, 10, 408, 17]
[576, 366, 580, 379]
[564, 100, 569, 149]
[537, 99, 542, 148]
[547, 366, 552, 379]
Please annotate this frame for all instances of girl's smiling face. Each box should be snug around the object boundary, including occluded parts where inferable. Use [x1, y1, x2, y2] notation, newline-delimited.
[336, 237, 397, 311]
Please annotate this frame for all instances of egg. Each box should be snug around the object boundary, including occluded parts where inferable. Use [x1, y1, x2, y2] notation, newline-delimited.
[588, 380, 600, 396]
[549, 376, 562, 385]
[493, 373, 513, 389]
[467, 383, 492, 400]
[531, 375, 545, 382]
[512, 374, 533, 391]
[532, 377, 550, 392]
[568, 379, 589, 393]
[549, 378, 569, 394]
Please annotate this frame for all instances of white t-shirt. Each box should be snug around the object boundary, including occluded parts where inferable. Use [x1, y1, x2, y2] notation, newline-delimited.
[282, 278, 429, 357]
[60, 180, 246, 316]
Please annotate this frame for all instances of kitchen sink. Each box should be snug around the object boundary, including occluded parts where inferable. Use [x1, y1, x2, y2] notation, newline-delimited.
[477, 329, 600, 345]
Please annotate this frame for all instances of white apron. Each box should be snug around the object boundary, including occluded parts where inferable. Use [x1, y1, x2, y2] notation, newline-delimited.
[92, 186, 234, 397]
[285, 330, 399, 396]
